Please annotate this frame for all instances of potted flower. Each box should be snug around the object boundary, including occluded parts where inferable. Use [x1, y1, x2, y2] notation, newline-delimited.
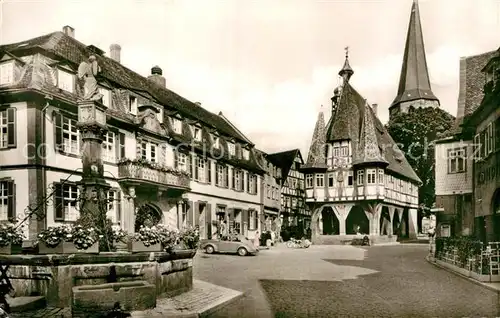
[110, 226, 128, 252]
[129, 225, 162, 252]
[157, 224, 179, 253]
[178, 226, 200, 250]
[0, 223, 24, 254]
[37, 224, 100, 254]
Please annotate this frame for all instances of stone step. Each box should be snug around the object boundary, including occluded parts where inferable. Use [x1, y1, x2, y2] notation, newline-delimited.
[8, 296, 46, 313]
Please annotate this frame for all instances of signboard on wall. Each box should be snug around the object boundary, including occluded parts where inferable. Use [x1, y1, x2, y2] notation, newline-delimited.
[440, 224, 451, 237]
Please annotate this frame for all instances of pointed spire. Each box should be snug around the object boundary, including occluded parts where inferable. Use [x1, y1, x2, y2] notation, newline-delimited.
[391, 0, 438, 107]
[339, 46, 354, 83]
[303, 110, 327, 170]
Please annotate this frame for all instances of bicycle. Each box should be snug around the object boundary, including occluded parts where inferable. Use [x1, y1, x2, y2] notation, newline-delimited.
[286, 238, 311, 248]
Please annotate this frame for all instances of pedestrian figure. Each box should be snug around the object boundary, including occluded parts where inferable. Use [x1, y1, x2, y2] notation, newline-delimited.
[254, 231, 260, 250]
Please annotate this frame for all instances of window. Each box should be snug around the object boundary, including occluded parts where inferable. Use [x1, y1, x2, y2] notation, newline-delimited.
[367, 169, 376, 184]
[0, 108, 16, 149]
[213, 135, 220, 149]
[488, 123, 494, 155]
[57, 69, 74, 93]
[0, 180, 15, 221]
[340, 146, 348, 156]
[315, 174, 324, 187]
[62, 117, 80, 155]
[347, 171, 353, 186]
[54, 183, 79, 221]
[0, 62, 14, 85]
[128, 96, 138, 115]
[98, 87, 111, 107]
[243, 149, 250, 160]
[378, 169, 384, 185]
[249, 174, 258, 194]
[248, 210, 258, 230]
[175, 152, 188, 172]
[171, 117, 182, 134]
[474, 134, 481, 160]
[235, 169, 242, 191]
[448, 148, 466, 173]
[107, 190, 121, 224]
[141, 141, 157, 162]
[228, 142, 235, 156]
[216, 164, 224, 186]
[333, 146, 340, 158]
[194, 157, 207, 183]
[328, 173, 335, 187]
[192, 126, 202, 141]
[102, 131, 116, 162]
[357, 170, 364, 185]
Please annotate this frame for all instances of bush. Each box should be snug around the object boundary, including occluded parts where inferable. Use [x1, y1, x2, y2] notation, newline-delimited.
[435, 236, 483, 266]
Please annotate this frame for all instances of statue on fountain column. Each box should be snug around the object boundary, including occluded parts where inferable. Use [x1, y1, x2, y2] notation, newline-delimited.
[78, 55, 104, 101]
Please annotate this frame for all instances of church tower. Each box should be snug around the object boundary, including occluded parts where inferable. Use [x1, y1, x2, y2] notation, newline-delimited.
[389, 0, 439, 119]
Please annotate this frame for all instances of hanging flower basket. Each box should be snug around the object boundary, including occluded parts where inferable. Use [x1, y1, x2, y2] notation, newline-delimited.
[129, 225, 162, 253]
[38, 241, 99, 254]
[0, 243, 23, 255]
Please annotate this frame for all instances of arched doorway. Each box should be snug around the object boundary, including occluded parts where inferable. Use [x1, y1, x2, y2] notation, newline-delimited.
[321, 207, 340, 235]
[393, 209, 401, 236]
[346, 205, 369, 234]
[379, 206, 391, 235]
[135, 203, 162, 231]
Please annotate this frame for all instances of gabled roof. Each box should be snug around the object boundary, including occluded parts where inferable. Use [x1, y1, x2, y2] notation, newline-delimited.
[0, 31, 250, 144]
[391, 0, 439, 108]
[303, 111, 327, 170]
[267, 149, 302, 179]
[323, 77, 420, 183]
[453, 50, 498, 135]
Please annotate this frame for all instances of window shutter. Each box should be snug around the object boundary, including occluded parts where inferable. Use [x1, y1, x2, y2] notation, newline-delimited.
[215, 164, 219, 186]
[206, 204, 212, 238]
[254, 210, 258, 230]
[6, 108, 16, 147]
[207, 160, 212, 184]
[54, 112, 63, 152]
[224, 166, 229, 188]
[116, 190, 121, 224]
[119, 133, 126, 159]
[187, 154, 193, 178]
[246, 172, 250, 193]
[194, 202, 200, 227]
[7, 180, 15, 221]
[54, 183, 64, 221]
[187, 201, 193, 226]
[174, 150, 179, 169]
[194, 156, 199, 181]
[242, 209, 248, 233]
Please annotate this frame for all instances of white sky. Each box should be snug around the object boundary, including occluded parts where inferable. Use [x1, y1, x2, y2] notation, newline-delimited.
[1, 0, 499, 158]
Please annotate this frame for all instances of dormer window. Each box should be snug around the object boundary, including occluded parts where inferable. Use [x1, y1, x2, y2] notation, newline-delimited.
[156, 107, 163, 123]
[57, 69, 74, 93]
[128, 96, 137, 115]
[0, 61, 14, 85]
[228, 142, 235, 156]
[98, 87, 111, 107]
[192, 126, 202, 141]
[243, 148, 250, 160]
[212, 135, 220, 149]
[170, 117, 182, 134]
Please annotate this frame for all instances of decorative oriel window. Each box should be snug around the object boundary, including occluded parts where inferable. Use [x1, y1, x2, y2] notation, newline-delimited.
[305, 174, 313, 188]
[315, 174, 324, 187]
[367, 169, 376, 184]
[0, 61, 14, 85]
[357, 170, 364, 186]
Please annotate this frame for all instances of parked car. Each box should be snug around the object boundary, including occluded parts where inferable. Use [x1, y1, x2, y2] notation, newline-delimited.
[200, 234, 258, 256]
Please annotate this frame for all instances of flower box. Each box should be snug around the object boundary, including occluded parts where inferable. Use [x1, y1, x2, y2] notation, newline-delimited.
[128, 241, 162, 253]
[0, 243, 22, 255]
[38, 241, 99, 254]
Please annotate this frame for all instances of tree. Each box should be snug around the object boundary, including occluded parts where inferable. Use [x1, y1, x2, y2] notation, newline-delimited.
[386, 106, 455, 210]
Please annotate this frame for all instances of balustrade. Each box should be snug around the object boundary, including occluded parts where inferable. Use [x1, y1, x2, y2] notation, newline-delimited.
[118, 162, 190, 189]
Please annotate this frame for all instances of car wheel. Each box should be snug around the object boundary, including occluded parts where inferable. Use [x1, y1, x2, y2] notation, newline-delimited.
[237, 247, 248, 256]
[205, 245, 214, 254]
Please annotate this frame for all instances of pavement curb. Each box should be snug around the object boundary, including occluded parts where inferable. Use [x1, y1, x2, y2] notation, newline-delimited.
[426, 256, 500, 294]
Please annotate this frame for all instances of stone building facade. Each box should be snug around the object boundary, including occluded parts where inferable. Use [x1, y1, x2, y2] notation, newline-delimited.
[0, 26, 267, 241]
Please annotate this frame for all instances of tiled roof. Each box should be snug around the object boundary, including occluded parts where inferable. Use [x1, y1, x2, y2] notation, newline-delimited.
[391, 0, 439, 108]
[0, 31, 250, 144]
[266, 149, 302, 179]
[303, 111, 327, 169]
[453, 50, 498, 135]
[324, 80, 420, 183]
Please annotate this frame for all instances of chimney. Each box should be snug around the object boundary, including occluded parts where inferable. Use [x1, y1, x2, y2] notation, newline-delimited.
[371, 103, 378, 116]
[110, 44, 121, 63]
[62, 25, 75, 38]
[147, 66, 166, 87]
